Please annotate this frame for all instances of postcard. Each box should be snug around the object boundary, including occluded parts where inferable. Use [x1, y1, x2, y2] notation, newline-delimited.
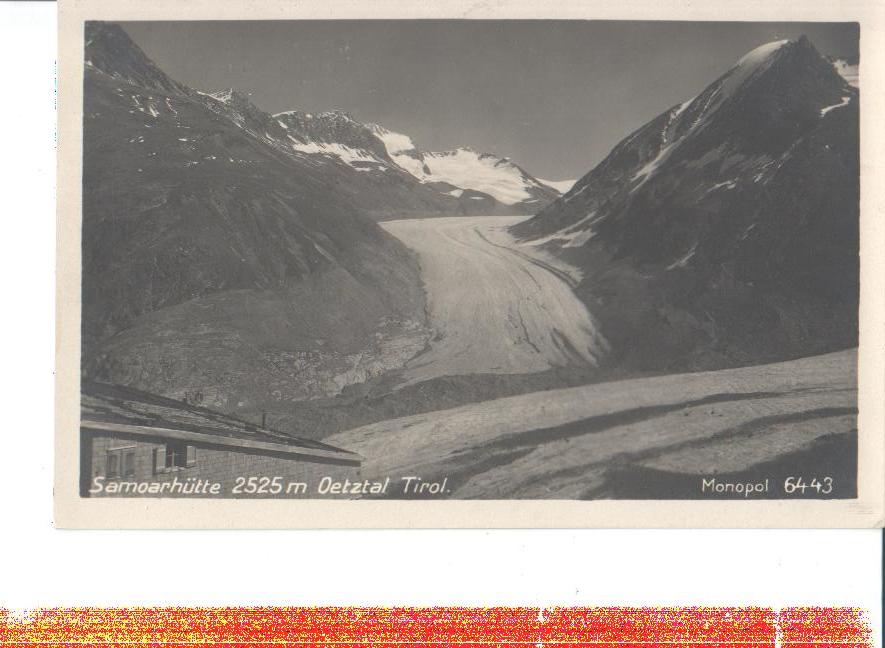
[55, 0, 885, 527]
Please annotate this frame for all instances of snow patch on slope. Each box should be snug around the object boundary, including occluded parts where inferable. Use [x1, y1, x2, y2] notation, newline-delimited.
[371, 124, 417, 155]
[820, 95, 852, 116]
[288, 138, 380, 166]
[631, 104, 688, 189]
[831, 59, 859, 88]
[366, 124, 430, 178]
[667, 243, 698, 270]
[538, 178, 577, 194]
[526, 211, 603, 247]
[706, 179, 737, 193]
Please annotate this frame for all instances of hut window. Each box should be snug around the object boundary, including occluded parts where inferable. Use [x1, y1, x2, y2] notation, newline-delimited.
[153, 442, 197, 473]
[106, 452, 118, 479]
[106, 447, 136, 479]
[153, 447, 164, 474]
[123, 450, 136, 477]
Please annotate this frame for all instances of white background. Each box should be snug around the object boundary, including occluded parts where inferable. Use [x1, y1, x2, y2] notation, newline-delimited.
[0, 2, 880, 637]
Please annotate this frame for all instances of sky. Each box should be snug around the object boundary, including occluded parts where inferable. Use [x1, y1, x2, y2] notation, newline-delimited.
[122, 21, 858, 181]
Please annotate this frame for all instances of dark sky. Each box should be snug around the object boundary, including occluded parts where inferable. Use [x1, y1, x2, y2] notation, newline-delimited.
[122, 20, 858, 180]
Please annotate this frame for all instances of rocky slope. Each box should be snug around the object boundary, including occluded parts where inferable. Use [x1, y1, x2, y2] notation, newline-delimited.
[513, 36, 859, 372]
[82, 22, 432, 411]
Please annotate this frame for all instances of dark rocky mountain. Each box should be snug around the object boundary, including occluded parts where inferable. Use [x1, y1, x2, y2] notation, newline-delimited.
[276, 109, 392, 162]
[513, 37, 859, 371]
[84, 22, 189, 95]
[82, 22, 435, 411]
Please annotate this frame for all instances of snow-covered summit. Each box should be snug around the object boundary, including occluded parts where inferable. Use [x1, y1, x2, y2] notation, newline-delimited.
[518, 33, 854, 248]
[416, 147, 547, 204]
[735, 39, 789, 67]
[365, 124, 560, 206]
[719, 39, 791, 100]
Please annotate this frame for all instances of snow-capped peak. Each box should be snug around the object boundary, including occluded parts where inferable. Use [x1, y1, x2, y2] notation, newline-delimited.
[417, 147, 541, 204]
[735, 39, 789, 68]
[720, 39, 791, 100]
[367, 123, 558, 205]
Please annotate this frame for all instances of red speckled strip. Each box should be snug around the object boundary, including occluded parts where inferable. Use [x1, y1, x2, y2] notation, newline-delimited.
[0, 607, 871, 647]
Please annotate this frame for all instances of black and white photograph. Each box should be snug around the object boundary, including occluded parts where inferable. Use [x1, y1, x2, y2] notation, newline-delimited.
[54, 1, 885, 525]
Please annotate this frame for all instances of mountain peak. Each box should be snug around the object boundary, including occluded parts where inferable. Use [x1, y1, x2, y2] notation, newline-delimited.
[85, 21, 126, 46]
[84, 21, 188, 96]
[731, 34, 851, 105]
[734, 38, 790, 68]
[518, 34, 854, 245]
[723, 36, 833, 94]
